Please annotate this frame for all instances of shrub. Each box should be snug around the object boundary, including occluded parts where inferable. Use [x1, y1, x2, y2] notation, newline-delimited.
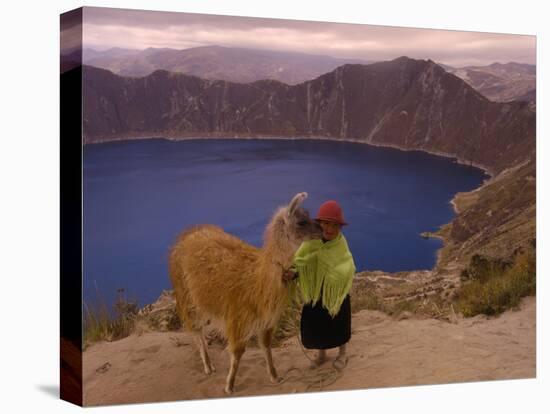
[456, 243, 535, 317]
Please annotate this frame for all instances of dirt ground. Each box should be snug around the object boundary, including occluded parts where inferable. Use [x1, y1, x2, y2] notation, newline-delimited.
[83, 296, 536, 406]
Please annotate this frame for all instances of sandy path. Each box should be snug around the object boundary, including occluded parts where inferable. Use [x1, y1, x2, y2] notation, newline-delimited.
[83, 297, 535, 406]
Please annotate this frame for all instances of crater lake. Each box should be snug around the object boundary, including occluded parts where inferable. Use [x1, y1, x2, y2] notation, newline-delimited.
[83, 138, 487, 309]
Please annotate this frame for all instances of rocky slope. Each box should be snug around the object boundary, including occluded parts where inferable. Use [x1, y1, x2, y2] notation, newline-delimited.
[82, 57, 535, 174]
[438, 159, 536, 266]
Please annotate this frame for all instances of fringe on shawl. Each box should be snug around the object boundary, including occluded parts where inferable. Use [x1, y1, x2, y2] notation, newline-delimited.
[292, 234, 355, 318]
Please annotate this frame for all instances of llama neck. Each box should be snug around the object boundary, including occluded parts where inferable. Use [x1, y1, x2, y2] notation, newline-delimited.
[260, 209, 297, 271]
[251, 210, 297, 320]
[260, 239, 292, 272]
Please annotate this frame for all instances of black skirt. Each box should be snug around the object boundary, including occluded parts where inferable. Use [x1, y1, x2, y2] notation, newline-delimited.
[300, 293, 351, 350]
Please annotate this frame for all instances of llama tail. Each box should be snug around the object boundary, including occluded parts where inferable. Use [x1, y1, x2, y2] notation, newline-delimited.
[169, 229, 204, 332]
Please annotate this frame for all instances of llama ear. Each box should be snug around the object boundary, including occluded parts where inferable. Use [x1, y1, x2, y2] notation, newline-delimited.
[287, 192, 308, 216]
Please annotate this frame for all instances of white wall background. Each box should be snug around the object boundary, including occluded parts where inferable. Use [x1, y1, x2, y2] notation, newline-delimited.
[0, 0, 547, 412]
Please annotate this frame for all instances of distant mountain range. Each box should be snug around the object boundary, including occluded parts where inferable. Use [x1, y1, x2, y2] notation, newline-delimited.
[81, 56, 534, 174]
[77, 45, 536, 103]
[441, 62, 535, 103]
[82, 45, 368, 85]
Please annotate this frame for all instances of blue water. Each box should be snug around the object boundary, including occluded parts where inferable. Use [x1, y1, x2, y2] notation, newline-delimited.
[83, 138, 487, 308]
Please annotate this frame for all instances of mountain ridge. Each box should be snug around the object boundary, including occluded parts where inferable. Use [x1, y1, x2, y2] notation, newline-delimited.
[82, 56, 535, 175]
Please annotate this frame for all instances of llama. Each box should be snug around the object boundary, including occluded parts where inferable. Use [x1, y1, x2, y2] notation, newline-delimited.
[169, 192, 322, 394]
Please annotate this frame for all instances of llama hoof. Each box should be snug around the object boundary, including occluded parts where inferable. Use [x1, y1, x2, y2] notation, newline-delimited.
[224, 386, 234, 395]
[204, 363, 216, 375]
[270, 375, 283, 384]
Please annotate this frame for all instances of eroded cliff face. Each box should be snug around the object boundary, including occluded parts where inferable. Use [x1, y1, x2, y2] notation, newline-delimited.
[82, 57, 535, 174]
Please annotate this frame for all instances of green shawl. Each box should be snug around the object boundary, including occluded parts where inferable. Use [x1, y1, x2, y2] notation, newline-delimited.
[292, 233, 356, 317]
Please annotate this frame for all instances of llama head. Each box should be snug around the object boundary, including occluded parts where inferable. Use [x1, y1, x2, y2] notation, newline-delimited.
[284, 192, 323, 243]
[262, 192, 322, 265]
[263, 192, 322, 254]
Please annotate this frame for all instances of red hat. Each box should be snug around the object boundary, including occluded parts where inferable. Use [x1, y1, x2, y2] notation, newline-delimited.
[316, 200, 348, 225]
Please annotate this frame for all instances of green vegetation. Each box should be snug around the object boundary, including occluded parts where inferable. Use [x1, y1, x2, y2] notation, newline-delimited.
[84, 288, 138, 348]
[455, 241, 536, 317]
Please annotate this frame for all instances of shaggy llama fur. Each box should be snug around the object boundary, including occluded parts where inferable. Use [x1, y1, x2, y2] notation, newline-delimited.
[169, 192, 321, 394]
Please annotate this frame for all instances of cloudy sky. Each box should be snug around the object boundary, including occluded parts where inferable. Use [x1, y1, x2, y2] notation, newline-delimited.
[77, 6, 535, 67]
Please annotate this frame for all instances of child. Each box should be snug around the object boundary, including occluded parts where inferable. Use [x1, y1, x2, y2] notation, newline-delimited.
[285, 200, 356, 370]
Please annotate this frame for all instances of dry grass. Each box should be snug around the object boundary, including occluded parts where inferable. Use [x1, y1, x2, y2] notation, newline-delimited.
[84, 288, 138, 348]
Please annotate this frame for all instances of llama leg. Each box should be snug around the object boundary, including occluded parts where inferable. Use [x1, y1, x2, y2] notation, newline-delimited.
[173, 287, 215, 374]
[260, 328, 281, 383]
[224, 342, 246, 394]
[193, 330, 215, 375]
